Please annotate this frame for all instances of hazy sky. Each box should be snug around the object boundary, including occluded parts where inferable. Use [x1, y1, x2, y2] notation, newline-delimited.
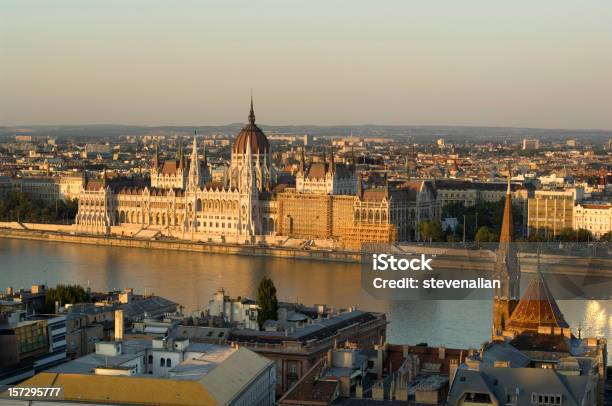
[1, 0, 611, 129]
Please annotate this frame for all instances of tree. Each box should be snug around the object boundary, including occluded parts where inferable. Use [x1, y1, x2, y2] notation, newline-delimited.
[441, 197, 523, 242]
[0, 192, 78, 223]
[600, 231, 612, 242]
[528, 230, 548, 242]
[418, 220, 444, 242]
[43, 284, 90, 313]
[475, 226, 495, 244]
[559, 227, 593, 242]
[256, 277, 279, 329]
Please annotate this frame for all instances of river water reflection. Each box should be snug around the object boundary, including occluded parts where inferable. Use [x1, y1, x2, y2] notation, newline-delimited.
[1, 239, 610, 357]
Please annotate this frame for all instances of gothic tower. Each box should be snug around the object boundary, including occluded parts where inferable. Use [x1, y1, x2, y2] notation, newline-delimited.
[187, 134, 200, 191]
[239, 137, 258, 239]
[492, 175, 521, 339]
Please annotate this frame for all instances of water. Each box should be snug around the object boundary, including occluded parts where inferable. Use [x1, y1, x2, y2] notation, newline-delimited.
[1, 238, 610, 358]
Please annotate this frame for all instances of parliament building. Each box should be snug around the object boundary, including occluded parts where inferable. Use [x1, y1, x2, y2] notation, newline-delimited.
[75, 100, 439, 249]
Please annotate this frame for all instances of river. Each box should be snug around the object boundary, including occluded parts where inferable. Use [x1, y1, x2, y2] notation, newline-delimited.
[1, 238, 610, 358]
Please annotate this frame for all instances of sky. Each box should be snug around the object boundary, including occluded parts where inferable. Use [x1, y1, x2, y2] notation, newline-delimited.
[1, 0, 611, 129]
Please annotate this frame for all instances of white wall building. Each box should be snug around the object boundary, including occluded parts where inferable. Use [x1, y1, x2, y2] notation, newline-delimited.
[574, 203, 612, 238]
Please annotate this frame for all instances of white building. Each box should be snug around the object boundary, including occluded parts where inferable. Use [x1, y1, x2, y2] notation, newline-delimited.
[574, 203, 612, 239]
[203, 288, 259, 331]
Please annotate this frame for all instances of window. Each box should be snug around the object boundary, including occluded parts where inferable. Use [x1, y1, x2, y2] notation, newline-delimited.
[160, 358, 165, 367]
[531, 393, 562, 405]
[166, 358, 171, 367]
[148, 355, 153, 364]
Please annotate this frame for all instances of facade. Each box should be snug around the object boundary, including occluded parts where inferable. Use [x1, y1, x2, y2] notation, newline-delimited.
[0, 175, 82, 203]
[522, 138, 540, 150]
[74, 100, 440, 248]
[527, 188, 583, 237]
[573, 203, 612, 238]
[434, 179, 528, 211]
[0, 312, 67, 385]
[76, 100, 273, 242]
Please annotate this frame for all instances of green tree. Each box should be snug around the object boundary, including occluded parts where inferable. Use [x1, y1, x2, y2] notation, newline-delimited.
[256, 277, 279, 329]
[600, 231, 612, 242]
[43, 284, 90, 313]
[418, 220, 444, 242]
[559, 227, 593, 242]
[0, 192, 78, 223]
[475, 226, 496, 244]
[527, 231, 548, 242]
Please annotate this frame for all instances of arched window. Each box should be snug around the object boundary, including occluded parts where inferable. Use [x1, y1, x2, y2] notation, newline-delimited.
[160, 358, 165, 367]
[166, 358, 172, 368]
[148, 355, 153, 364]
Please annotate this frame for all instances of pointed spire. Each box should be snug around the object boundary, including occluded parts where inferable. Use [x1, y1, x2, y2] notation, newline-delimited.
[188, 133, 200, 188]
[499, 167, 513, 244]
[191, 133, 198, 158]
[328, 146, 335, 174]
[248, 93, 256, 125]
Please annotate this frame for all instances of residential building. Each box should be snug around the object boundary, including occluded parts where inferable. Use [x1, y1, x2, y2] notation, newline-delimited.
[225, 309, 387, 394]
[522, 138, 540, 150]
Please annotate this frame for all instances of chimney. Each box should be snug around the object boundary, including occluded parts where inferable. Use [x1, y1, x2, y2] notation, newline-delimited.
[438, 346, 446, 360]
[114, 310, 124, 341]
[54, 300, 60, 314]
[449, 359, 459, 386]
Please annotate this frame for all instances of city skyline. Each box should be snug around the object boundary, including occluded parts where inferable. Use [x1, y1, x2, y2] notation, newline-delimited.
[2, 0, 612, 129]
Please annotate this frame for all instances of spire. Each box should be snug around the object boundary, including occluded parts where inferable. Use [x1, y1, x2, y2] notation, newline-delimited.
[188, 134, 200, 188]
[248, 93, 256, 125]
[500, 171, 513, 244]
[328, 146, 335, 174]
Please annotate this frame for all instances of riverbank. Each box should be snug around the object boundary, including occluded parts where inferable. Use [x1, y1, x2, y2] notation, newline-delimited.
[1, 226, 610, 277]
[0, 227, 362, 263]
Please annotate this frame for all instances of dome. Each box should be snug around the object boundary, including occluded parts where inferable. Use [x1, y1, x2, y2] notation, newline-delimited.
[233, 98, 269, 154]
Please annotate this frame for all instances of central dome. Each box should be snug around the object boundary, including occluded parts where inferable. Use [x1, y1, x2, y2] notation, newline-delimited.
[233, 98, 269, 154]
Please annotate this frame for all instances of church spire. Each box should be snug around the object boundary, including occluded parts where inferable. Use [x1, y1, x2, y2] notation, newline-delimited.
[491, 166, 520, 339]
[500, 171, 513, 244]
[188, 133, 200, 189]
[248, 94, 256, 125]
